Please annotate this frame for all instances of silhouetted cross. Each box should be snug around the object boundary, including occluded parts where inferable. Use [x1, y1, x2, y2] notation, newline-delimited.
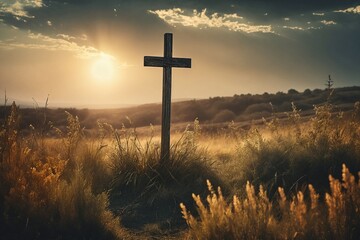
[144, 33, 191, 163]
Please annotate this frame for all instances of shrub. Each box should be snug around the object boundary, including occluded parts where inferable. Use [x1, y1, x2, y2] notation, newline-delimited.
[244, 103, 272, 115]
[212, 109, 236, 123]
[303, 88, 312, 96]
[288, 89, 299, 94]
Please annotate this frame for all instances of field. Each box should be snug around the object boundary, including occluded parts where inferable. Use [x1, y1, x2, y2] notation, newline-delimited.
[1, 90, 360, 239]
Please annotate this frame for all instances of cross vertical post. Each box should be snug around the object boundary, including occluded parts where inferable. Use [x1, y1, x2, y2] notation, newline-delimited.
[144, 33, 191, 163]
[162, 33, 172, 162]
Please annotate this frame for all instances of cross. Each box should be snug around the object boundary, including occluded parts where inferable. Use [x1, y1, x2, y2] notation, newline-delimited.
[144, 33, 191, 163]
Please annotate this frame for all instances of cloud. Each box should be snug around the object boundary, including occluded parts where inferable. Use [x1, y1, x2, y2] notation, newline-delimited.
[0, 0, 43, 19]
[312, 12, 325, 16]
[0, 23, 132, 69]
[148, 8, 273, 34]
[282, 25, 321, 31]
[282, 26, 305, 31]
[27, 32, 102, 59]
[320, 20, 336, 25]
[56, 33, 75, 41]
[0, 28, 104, 59]
[334, 5, 360, 14]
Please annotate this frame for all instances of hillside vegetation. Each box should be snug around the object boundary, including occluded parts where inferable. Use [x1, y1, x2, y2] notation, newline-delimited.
[2, 86, 360, 131]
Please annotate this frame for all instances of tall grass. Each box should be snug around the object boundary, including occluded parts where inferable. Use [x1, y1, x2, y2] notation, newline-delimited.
[106, 119, 224, 230]
[181, 164, 360, 239]
[0, 103, 126, 239]
[221, 101, 360, 197]
[1, 99, 360, 239]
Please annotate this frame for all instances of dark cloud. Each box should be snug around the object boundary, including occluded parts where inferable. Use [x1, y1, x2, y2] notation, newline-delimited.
[3, 0, 360, 33]
[39, 0, 360, 16]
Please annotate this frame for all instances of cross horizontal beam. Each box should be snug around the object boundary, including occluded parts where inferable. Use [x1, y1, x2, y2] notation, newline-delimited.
[144, 56, 191, 68]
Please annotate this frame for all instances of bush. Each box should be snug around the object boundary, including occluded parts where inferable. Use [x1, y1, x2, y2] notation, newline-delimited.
[212, 109, 236, 123]
[303, 88, 312, 96]
[288, 88, 299, 94]
[244, 103, 272, 115]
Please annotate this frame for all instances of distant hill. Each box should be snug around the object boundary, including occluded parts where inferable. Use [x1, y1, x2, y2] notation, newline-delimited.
[1, 86, 360, 131]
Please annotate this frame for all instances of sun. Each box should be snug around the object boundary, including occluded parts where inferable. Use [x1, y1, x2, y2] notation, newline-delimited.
[91, 53, 115, 81]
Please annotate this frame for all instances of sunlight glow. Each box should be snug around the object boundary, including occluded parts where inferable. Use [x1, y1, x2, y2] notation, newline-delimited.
[91, 53, 116, 81]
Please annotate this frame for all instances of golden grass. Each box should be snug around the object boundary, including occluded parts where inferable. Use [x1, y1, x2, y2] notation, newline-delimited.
[1, 101, 360, 239]
[181, 164, 360, 240]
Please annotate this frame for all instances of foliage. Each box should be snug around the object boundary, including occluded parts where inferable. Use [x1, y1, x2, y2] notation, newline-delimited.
[2, 86, 360, 129]
[213, 109, 237, 123]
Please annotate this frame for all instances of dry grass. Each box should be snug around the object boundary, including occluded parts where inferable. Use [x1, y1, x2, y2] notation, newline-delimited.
[181, 164, 360, 240]
[0, 103, 127, 239]
[0, 100, 360, 239]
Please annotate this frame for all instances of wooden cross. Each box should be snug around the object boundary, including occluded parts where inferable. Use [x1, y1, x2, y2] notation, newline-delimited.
[144, 33, 191, 163]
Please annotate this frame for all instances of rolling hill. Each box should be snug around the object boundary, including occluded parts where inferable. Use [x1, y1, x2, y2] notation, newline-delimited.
[1, 86, 360, 132]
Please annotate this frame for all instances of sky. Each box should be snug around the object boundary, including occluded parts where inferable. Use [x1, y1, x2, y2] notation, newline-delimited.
[0, 0, 359, 108]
